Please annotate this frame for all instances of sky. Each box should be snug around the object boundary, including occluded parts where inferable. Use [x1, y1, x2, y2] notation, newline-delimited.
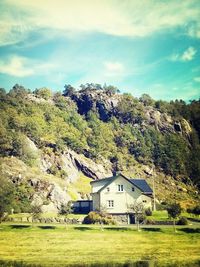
[0, 0, 200, 101]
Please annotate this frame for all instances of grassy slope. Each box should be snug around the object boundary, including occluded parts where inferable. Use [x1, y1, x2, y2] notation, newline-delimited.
[0, 224, 200, 266]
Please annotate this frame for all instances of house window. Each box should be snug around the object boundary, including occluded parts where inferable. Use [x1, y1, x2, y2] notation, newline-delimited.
[107, 200, 114, 208]
[143, 200, 147, 203]
[118, 184, 124, 192]
[107, 187, 110, 192]
[132, 187, 135, 191]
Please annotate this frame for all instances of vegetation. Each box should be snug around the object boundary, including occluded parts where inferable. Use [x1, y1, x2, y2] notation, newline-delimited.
[83, 211, 116, 225]
[59, 201, 73, 216]
[128, 202, 146, 231]
[31, 205, 42, 223]
[187, 205, 200, 218]
[0, 224, 199, 266]
[0, 176, 15, 222]
[167, 203, 182, 232]
[0, 83, 200, 211]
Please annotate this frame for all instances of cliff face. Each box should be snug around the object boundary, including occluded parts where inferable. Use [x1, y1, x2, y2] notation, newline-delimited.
[70, 90, 192, 137]
[70, 90, 121, 121]
[0, 87, 199, 212]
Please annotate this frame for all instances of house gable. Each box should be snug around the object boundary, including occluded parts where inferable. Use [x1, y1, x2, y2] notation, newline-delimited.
[90, 173, 153, 214]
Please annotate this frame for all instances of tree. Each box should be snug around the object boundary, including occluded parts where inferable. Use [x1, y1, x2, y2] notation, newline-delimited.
[167, 203, 181, 232]
[104, 85, 120, 95]
[8, 84, 30, 99]
[192, 205, 200, 217]
[128, 201, 145, 231]
[0, 176, 14, 223]
[31, 205, 42, 225]
[139, 94, 155, 106]
[34, 87, 52, 100]
[59, 201, 73, 228]
[63, 84, 76, 96]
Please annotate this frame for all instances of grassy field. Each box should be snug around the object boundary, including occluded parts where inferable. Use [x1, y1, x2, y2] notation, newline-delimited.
[0, 223, 200, 267]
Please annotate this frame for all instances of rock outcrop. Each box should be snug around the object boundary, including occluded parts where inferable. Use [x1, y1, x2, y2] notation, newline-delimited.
[71, 90, 121, 121]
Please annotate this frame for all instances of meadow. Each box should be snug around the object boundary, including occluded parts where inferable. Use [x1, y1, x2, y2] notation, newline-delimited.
[0, 223, 200, 267]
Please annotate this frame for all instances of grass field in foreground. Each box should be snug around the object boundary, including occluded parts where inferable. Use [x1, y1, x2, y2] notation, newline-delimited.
[0, 224, 200, 267]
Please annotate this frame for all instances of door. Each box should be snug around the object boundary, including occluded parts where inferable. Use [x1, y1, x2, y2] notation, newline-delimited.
[129, 213, 135, 224]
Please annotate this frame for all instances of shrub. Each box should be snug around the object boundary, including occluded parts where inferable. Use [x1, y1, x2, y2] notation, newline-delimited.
[83, 211, 116, 225]
[177, 216, 188, 225]
[193, 205, 200, 216]
[167, 203, 181, 219]
[156, 202, 167, 211]
[145, 208, 152, 216]
[138, 213, 146, 223]
[145, 219, 156, 225]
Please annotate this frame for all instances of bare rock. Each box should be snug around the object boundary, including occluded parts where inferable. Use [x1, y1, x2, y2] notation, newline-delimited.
[41, 203, 58, 213]
[67, 149, 112, 180]
[48, 184, 70, 209]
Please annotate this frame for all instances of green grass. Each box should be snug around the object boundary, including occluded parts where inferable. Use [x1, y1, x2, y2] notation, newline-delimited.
[0, 223, 200, 266]
[147, 210, 169, 221]
[8, 213, 86, 220]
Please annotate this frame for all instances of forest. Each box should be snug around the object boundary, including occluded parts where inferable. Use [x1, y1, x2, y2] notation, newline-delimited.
[0, 83, 200, 191]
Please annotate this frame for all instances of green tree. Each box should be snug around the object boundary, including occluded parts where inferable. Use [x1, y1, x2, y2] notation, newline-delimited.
[139, 94, 155, 106]
[59, 201, 73, 228]
[0, 176, 14, 223]
[128, 201, 145, 231]
[31, 205, 42, 225]
[63, 84, 76, 96]
[34, 87, 52, 100]
[167, 203, 181, 232]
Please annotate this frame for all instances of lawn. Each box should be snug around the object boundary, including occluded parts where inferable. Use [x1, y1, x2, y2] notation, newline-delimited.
[147, 210, 169, 221]
[0, 223, 200, 266]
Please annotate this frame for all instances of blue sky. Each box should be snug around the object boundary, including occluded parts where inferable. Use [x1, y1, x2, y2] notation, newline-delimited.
[0, 0, 200, 101]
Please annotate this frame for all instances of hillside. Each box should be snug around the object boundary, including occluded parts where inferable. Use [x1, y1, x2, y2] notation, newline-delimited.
[0, 84, 200, 213]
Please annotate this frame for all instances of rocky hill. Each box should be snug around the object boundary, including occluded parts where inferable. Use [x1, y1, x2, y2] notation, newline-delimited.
[0, 84, 200, 213]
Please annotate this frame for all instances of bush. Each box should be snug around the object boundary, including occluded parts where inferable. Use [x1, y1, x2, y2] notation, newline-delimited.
[177, 216, 188, 225]
[83, 211, 116, 225]
[193, 205, 200, 216]
[138, 213, 146, 223]
[145, 219, 156, 225]
[145, 208, 152, 216]
[156, 202, 167, 211]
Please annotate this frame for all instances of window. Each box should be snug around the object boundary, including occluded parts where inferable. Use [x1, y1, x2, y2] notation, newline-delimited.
[106, 187, 110, 192]
[143, 200, 147, 203]
[132, 187, 135, 191]
[118, 184, 124, 192]
[107, 200, 114, 208]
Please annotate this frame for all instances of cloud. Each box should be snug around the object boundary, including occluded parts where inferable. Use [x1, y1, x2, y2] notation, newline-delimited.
[170, 47, 197, 62]
[0, 55, 56, 77]
[181, 47, 197, 61]
[194, 77, 200, 82]
[1, 0, 200, 46]
[104, 61, 125, 77]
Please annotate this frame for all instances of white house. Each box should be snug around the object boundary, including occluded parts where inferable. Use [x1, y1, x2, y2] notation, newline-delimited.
[90, 173, 153, 223]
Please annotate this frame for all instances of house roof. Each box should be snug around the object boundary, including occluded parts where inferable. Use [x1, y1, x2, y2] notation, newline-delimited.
[91, 173, 153, 195]
[129, 179, 153, 194]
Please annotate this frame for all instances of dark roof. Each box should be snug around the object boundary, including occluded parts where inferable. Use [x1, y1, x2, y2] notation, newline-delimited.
[91, 173, 153, 195]
[90, 177, 113, 184]
[130, 179, 153, 194]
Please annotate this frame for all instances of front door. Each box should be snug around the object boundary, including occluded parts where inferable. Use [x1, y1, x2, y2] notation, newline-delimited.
[129, 213, 135, 224]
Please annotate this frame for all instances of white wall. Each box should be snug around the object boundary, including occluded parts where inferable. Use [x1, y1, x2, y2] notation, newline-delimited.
[100, 176, 152, 213]
[91, 193, 100, 211]
[91, 180, 108, 193]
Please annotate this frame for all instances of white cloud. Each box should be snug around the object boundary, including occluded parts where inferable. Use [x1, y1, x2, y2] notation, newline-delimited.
[104, 61, 125, 77]
[181, 47, 197, 61]
[0, 55, 56, 77]
[1, 0, 200, 46]
[194, 77, 200, 82]
[0, 56, 34, 77]
[170, 47, 197, 62]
